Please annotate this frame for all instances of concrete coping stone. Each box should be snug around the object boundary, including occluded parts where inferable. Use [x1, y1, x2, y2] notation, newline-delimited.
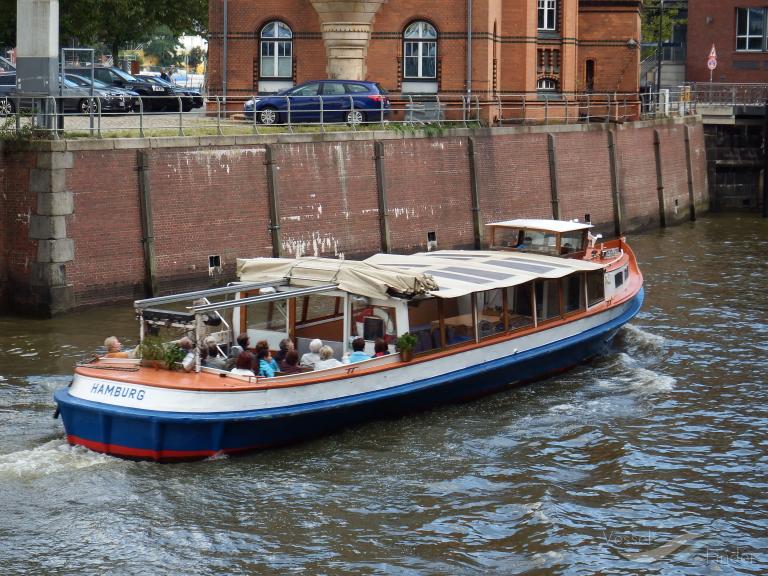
[0, 118, 702, 153]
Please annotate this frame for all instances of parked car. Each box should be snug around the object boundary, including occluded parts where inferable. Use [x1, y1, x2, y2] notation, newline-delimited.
[65, 74, 139, 113]
[243, 80, 391, 125]
[0, 73, 136, 115]
[135, 75, 204, 111]
[64, 66, 172, 112]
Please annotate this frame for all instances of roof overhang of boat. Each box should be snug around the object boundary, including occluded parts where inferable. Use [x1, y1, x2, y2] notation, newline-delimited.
[485, 219, 593, 233]
[366, 250, 604, 298]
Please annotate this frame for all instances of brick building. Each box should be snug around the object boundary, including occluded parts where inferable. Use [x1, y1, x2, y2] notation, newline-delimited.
[687, 1, 768, 82]
[207, 0, 641, 101]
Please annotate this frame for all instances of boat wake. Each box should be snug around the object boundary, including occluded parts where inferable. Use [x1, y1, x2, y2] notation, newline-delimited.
[597, 352, 676, 395]
[616, 323, 667, 359]
[0, 439, 116, 478]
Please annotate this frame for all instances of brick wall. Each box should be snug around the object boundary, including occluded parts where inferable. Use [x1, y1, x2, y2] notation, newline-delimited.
[0, 118, 709, 313]
[207, 0, 641, 97]
[0, 150, 38, 304]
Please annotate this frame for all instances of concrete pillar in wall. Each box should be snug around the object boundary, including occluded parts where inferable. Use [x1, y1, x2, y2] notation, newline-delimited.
[27, 151, 75, 315]
[309, 0, 388, 80]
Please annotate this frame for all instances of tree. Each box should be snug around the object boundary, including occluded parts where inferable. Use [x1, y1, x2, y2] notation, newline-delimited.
[187, 46, 205, 70]
[641, 0, 686, 46]
[144, 26, 182, 68]
[0, 0, 208, 60]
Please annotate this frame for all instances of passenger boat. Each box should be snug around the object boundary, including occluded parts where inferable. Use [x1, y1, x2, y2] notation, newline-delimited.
[54, 219, 643, 461]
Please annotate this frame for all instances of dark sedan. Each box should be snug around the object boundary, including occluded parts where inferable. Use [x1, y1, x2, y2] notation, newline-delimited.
[243, 80, 391, 125]
[135, 75, 204, 111]
[65, 66, 173, 112]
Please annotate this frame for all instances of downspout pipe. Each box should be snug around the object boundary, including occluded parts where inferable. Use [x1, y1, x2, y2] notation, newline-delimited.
[466, 0, 472, 98]
[223, 0, 228, 102]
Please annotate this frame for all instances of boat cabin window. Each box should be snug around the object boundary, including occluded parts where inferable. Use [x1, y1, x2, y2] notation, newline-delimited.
[351, 300, 397, 344]
[242, 297, 288, 350]
[586, 270, 604, 307]
[614, 270, 624, 289]
[295, 294, 344, 356]
[443, 295, 475, 347]
[476, 289, 505, 339]
[535, 279, 561, 321]
[562, 273, 584, 314]
[506, 282, 535, 330]
[560, 232, 586, 255]
[492, 227, 523, 248]
[522, 230, 558, 256]
[407, 298, 441, 354]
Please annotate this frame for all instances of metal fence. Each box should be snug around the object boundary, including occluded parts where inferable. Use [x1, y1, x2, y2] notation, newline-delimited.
[0, 88, 722, 139]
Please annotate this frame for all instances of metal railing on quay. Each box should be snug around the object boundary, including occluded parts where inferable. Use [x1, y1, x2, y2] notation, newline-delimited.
[0, 90, 708, 140]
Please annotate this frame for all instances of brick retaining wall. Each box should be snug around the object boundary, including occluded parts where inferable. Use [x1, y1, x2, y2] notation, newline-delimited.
[0, 118, 710, 315]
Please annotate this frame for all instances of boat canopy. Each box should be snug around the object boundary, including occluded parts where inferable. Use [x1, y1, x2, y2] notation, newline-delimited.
[367, 251, 603, 298]
[485, 219, 593, 233]
[238, 250, 603, 300]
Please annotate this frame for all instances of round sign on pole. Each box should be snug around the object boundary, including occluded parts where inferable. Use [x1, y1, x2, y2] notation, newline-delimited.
[707, 57, 717, 71]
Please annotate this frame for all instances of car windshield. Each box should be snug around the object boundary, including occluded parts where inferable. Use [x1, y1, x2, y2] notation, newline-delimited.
[149, 77, 174, 87]
[111, 68, 137, 82]
[67, 74, 110, 89]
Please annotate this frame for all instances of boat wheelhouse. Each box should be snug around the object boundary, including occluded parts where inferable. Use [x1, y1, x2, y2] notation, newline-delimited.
[54, 230, 643, 462]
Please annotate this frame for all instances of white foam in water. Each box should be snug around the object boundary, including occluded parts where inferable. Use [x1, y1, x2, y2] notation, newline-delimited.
[621, 323, 667, 351]
[626, 366, 676, 394]
[0, 439, 115, 478]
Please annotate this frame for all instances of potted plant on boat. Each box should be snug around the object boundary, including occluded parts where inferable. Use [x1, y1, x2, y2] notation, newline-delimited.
[396, 332, 418, 362]
[138, 336, 166, 369]
[163, 342, 187, 370]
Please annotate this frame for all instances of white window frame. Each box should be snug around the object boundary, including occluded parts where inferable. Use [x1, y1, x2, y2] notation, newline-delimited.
[403, 21, 437, 79]
[260, 21, 293, 79]
[736, 7, 766, 52]
[538, 0, 557, 31]
[537, 78, 558, 91]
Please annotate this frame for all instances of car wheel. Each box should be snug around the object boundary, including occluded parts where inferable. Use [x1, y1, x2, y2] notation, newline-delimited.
[346, 109, 365, 125]
[0, 98, 13, 116]
[257, 107, 279, 125]
[79, 98, 96, 115]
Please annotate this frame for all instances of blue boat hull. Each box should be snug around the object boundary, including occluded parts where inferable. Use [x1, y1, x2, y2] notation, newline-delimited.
[54, 289, 644, 461]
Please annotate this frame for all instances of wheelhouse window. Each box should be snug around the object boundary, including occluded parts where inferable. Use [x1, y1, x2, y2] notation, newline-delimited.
[404, 21, 437, 79]
[736, 8, 765, 51]
[260, 21, 293, 78]
[538, 0, 557, 31]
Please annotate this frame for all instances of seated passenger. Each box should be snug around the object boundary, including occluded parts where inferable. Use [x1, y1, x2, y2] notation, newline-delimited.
[236, 333, 251, 352]
[202, 336, 227, 370]
[280, 350, 303, 374]
[300, 338, 323, 368]
[255, 340, 280, 373]
[373, 338, 390, 357]
[230, 351, 255, 376]
[344, 337, 371, 364]
[313, 345, 344, 370]
[178, 336, 197, 372]
[274, 338, 294, 369]
[104, 336, 130, 358]
[255, 348, 275, 378]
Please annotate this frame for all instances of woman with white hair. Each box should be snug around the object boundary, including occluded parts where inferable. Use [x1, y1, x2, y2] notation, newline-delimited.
[313, 346, 344, 371]
[300, 338, 323, 368]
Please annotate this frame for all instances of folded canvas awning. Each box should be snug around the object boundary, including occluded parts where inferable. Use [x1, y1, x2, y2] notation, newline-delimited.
[237, 257, 439, 301]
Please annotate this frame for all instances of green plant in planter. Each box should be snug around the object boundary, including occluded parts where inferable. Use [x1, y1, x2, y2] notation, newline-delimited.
[396, 332, 418, 361]
[163, 343, 187, 370]
[137, 336, 166, 362]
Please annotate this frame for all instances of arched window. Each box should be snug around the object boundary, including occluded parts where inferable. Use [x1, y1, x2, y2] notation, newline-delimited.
[403, 21, 437, 79]
[537, 78, 558, 91]
[260, 21, 292, 78]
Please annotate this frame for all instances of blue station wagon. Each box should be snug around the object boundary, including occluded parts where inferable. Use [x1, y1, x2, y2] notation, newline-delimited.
[244, 80, 391, 124]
